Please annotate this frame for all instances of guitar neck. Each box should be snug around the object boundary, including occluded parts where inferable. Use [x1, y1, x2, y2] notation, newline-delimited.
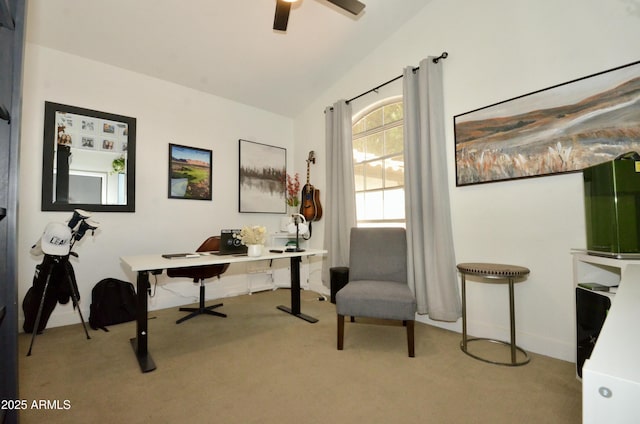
[305, 152, 314, 191]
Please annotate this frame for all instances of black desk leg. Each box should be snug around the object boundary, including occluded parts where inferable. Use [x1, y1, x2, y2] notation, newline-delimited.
[130, 270, 156, 373]
[277, 256, 318, 323]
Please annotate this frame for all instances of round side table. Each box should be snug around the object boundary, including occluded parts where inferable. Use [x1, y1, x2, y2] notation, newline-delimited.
[457, 262, 531, 366]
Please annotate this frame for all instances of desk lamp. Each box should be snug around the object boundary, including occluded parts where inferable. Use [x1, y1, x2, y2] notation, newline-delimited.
[287, 213, 308, 252]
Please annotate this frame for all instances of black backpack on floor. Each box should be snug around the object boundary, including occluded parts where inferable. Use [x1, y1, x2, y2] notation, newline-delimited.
[89, 278, 137, 331]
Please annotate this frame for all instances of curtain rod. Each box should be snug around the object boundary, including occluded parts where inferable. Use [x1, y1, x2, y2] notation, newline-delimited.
[345, 52, 448, 105]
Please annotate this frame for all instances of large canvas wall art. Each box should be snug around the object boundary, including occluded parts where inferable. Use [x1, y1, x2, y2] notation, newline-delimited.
[239, 139, 286, 213]
[454, 60, 640, 186]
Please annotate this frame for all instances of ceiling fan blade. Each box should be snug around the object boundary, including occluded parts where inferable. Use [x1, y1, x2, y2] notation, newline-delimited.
[326, 0, 366, 15]
[273, 0, 291, 31]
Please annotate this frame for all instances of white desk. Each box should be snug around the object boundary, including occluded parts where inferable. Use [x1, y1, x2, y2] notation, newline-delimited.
[572, 251, 640, 423]
[121, 248, 327, 373]
[581, 263, 640, 423]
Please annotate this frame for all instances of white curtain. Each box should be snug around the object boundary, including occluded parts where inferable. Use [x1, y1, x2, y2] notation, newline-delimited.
[322, 100, 357, 286]
[403, 58, 461, 321]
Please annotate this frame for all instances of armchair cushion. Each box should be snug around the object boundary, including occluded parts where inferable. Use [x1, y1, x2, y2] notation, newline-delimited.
[336, 280, 416, 321]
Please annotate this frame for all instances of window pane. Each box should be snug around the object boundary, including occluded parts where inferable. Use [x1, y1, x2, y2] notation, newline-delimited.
[354, 163, 365, 191]
[383, 188, 405, 219]
[384, 156, 404, 188]
[384, 103, 403, 124]
[352, 100, 405, 227]
[353, 119, 365, 135]
[353, 138, 365, 163]
[355, 192, 365, 221]
[364, 109, 383, 131]
[365, 161, 383, 190]
[365, 133, 383, 157]
[363, 191, 383, 220]
[384, 125, 403, 155]
[359, 222, 406, 229]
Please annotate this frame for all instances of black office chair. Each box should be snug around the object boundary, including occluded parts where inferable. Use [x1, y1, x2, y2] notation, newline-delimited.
[167, 236, 229, 324]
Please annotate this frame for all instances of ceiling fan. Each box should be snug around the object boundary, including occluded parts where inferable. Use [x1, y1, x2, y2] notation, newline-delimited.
[273, 0, 366, 32]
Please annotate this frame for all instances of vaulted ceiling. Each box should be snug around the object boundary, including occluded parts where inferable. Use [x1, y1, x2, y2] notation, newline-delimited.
[26, 0, 430, 117]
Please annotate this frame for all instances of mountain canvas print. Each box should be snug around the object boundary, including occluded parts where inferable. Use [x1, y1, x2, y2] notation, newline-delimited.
[454, 60, 640, 186]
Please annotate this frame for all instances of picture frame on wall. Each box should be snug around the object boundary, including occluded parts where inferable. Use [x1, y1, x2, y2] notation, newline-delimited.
[41, 101, 137, 212]
[454, 59, 640, 187]
[168, 143, 212, 200]
[238, 139, 286, 213]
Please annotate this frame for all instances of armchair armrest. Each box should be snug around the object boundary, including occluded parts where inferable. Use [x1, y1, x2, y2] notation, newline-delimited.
[330, 266, 350, 304]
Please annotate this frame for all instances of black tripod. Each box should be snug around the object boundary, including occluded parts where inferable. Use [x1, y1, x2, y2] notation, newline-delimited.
[26, 254, 91, 356]
[26, 210, 98, 356]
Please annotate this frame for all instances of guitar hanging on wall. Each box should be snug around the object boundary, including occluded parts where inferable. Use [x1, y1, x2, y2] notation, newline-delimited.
[300, 151, 323, 222]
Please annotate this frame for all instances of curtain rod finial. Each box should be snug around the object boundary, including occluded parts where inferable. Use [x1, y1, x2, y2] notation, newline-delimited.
[433, 52, 449, 63]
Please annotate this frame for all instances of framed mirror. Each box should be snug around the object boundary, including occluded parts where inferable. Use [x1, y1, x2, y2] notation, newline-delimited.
[42, 102, 136, 212]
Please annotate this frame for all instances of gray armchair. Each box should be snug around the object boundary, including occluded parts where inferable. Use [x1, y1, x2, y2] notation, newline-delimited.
[335, 227, 417, 357]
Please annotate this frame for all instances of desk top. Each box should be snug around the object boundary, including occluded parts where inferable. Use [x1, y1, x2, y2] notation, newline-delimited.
[121, 248, 327, 272]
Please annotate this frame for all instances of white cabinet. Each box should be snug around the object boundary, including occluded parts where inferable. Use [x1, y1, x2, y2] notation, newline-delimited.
[572, 252, 640, 423]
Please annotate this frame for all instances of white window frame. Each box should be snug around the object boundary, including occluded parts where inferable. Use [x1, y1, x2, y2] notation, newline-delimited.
[352, 96, 405, 228]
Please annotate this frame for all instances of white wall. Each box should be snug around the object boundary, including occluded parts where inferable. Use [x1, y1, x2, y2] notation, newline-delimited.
[294, 0, 640, 361]
[18, 45, 309, 329]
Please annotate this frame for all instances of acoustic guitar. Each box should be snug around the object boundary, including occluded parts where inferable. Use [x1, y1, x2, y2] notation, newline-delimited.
[300, 151, 323, 222]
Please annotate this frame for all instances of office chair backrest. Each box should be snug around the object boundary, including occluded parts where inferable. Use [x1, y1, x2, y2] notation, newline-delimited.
[348, 227, 407, 284]
[166, 236, 229, 281]
[197, 236, 222, 253]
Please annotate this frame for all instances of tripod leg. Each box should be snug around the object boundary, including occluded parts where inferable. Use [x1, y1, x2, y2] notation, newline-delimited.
[27, 265, 54, 357]
[67, 271, 91, 340]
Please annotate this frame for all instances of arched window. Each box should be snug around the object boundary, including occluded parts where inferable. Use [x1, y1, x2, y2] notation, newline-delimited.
[352, 98, 405, 227]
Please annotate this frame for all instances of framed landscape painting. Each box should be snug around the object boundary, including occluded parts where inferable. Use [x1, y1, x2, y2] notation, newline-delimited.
[168, 143, 212, 200]
[238, 139, 286, 213]
[454, 60, 640, 186]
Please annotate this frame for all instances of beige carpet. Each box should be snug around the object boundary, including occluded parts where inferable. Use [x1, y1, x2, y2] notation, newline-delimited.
[18, 289, 581, 423]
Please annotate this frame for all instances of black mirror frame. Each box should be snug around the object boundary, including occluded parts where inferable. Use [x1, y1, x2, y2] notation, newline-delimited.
[41, 101, 136, 212]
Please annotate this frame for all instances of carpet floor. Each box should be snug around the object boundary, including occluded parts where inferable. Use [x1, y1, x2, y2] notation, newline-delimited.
[18, 289, 582, 423]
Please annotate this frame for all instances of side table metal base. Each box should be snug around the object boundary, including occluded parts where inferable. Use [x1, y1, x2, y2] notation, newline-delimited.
[460, 337, 531, 366]
[457, 262, 532, 367]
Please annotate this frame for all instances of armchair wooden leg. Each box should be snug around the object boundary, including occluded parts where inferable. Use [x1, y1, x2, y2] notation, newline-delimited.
[407, 320, 415, 357]
[337, 314, 345, 350]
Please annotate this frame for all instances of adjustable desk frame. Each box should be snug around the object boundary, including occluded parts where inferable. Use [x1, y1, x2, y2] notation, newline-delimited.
[121, 249, 326, 373]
